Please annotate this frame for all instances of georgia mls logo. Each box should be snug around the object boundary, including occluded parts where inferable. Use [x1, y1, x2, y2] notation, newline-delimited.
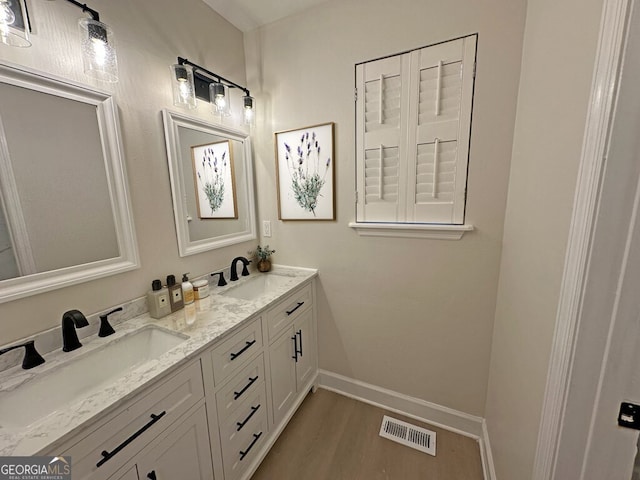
[0, 456, 71, 480]
[47, 457, 70, 474]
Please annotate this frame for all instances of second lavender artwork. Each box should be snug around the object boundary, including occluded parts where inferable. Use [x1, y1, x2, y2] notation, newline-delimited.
[275, 122, 335, 220]
[191, 140, 238, 219]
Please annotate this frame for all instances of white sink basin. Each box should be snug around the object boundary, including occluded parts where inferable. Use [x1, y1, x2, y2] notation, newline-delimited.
[222, 274, 291, 300]
[0, 326, 187, 429]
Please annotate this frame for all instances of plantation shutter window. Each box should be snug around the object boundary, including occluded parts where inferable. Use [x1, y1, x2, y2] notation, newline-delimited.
[355, 35, 477, 226]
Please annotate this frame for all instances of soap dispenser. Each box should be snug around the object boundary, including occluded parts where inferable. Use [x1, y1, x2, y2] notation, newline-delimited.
[181, 273, 194, 305]
[147, 279, 171, 319]
[166, 274, 184, 312]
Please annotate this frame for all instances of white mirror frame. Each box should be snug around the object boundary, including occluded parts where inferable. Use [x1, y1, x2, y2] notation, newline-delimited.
[0, 61, 139, 303]
[162, 110, 257, 256]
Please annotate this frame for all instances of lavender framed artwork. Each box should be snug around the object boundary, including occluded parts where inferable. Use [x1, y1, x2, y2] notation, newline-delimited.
[275, 122, 335, 220]
[191, 140, 238, 219]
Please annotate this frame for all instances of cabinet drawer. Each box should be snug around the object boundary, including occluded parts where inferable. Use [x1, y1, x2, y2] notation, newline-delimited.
[219, 383, 267, 448]
[221, 411, 268, 480]
[265, 283, 312, 342]
[62, 360, 204, 480]
[210, 317, 263, 385]
[216, 354, 265, 418]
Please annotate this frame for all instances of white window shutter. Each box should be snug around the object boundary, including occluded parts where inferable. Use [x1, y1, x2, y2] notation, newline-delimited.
[356, 35, 476, 226]
[356, 55, 410, 222]
[407, 36, 476, 224]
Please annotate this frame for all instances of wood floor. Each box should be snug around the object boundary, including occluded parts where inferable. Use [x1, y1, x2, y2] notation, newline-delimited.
[251, 389, 484, 480]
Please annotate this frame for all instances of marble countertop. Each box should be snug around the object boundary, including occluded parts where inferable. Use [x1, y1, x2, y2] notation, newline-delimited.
[0, 265, 317, 457]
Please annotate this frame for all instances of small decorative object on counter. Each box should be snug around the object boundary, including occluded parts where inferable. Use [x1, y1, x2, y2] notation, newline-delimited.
[147, 279, 171, 319]
[250, 245, 275, 273]
[182, 273, 195, 304]
[193, 279, 210, 300]
[166, 274, 184, 312]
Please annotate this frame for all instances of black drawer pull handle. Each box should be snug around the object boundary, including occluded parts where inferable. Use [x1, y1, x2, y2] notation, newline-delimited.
[239, 431, 263, 461]
[286, 301, 304, 316]
[236, 404, 261, 431]
[230, 340, 256, 361]
[97, 411, 166, 467]
[292, 336, 298, 362]
[147, 471, 157, 480]
[234, 375, 258, 400]
[296, 329, 303, 356]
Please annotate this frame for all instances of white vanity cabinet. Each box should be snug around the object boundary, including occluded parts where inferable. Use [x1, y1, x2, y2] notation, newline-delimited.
[135, 404, 214, 480]
[264, 283, 316, 426]
[53, 360, 208, 480]
[203, 278, 318, 480]
[42, 276, 317, 480]
[108, 404, 213, 480]
[203, 316, 269, 480]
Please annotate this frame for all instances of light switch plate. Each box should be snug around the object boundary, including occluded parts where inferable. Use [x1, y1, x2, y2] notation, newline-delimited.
[263, 220, 272, 237]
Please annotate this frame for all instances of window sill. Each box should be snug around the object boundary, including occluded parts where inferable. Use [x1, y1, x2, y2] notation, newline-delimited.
[348, 222, 474, 240]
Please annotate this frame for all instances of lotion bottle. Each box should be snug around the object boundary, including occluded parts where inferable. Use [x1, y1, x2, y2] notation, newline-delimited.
[182, 273, 195, 305]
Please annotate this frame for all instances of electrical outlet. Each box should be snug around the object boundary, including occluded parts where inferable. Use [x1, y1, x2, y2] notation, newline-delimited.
[263, 220, 272, 237]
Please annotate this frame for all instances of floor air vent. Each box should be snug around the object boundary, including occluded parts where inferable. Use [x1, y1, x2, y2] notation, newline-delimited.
[379, 415, 436, 456]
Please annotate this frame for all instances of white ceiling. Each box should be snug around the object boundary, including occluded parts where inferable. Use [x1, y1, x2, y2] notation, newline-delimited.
[202, 0, 330, 32]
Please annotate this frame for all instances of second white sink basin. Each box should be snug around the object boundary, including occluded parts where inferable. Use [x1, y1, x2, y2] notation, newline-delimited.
[222, 274, 291, 301]
[0, 325, 188, 429]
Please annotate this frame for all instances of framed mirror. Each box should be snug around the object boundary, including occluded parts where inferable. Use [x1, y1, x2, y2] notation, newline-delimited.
[0, 61, 139, 304]
[162, 110, 256, 256]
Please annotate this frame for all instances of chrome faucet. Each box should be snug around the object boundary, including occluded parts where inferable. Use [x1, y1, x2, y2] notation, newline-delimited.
[62, 309, 89, 352]
[0, 340, 45, 369]
[230, 256, 251, 281]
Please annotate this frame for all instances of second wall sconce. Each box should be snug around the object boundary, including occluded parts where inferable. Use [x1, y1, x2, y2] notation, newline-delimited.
[0, 0, 31, 47]
[62, 0, 118, 82]
[171, 57, 255, 126]
[0, 0, 118, 82]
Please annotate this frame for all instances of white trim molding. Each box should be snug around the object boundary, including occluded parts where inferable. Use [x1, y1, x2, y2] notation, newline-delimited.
[348, 222, 474, 240]
[532, 0, 631, 478]
[318, 369, 496, 480]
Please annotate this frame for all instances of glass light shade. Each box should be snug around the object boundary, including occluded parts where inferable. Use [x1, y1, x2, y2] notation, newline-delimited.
[0, 0, 30, 47]
[170, 64, 197, 109]
[210, 82, 231, 117]
[243, 95, 255, 127]
[79, 18, 118, 82]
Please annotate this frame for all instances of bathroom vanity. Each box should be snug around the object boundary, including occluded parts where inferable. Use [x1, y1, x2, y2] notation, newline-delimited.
[0, 267, 318, 480]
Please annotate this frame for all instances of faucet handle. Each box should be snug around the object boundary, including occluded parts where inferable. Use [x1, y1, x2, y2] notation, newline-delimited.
[211, 271, 227, 287]
[241, 259, 251, 277]
[0, 340, 45, 370]
[99, 307, 122, 337]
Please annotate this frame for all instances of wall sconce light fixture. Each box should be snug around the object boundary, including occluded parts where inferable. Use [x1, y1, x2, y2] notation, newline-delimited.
[170, 63, 197, 109]
[171, 57, 255, 126]
[0, 0, 117, 81]
[0, 0, 31, 47]
[66, 0, 118, 82]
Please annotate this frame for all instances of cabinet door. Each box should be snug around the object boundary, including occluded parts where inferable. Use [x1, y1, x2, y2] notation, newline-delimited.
[294, 309, 316, 390]
[136, 405, 214, 480]
[269, 328, 297, 426]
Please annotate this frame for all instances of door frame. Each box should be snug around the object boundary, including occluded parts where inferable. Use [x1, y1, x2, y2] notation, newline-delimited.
[533, 0, 634, 477]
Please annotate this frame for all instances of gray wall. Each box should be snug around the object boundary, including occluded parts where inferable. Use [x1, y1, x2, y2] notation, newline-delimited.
[245, 0, 527, 416]
[484, 0, 606, 477]
[0, 0, 251, 342]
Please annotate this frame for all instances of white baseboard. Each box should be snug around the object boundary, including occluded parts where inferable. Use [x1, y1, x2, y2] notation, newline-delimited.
[317, 369, 496, 480]
[481, 419, 497, 480]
